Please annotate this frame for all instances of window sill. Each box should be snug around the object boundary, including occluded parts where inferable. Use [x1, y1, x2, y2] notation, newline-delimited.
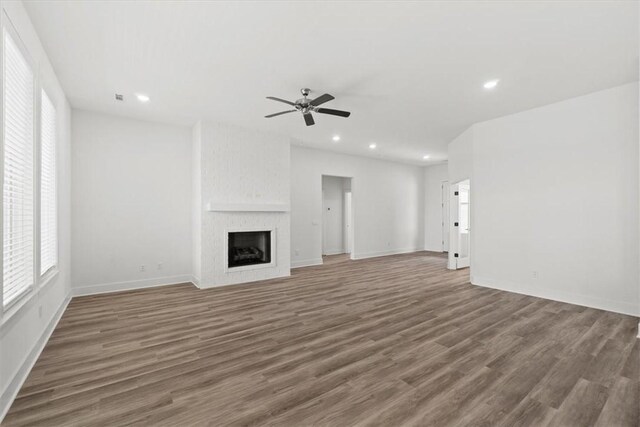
[1, 267, 60, 328]
[1, 288, 35, 328]
[40, 267, 59, 290]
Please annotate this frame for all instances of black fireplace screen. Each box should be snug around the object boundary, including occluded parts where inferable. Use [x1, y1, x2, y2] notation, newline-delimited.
[228, 231, 271, 268]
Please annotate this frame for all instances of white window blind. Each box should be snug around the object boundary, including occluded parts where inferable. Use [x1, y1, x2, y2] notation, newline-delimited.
[3, 28, 35, 308]
[40, 90, 57, 275]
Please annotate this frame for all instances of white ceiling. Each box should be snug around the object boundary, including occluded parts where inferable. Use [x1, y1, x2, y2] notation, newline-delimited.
[24, 1, 638, 165]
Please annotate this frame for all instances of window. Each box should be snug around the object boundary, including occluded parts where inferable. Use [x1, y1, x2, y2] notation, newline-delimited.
[3, 27, 35, 309]
[40, 90, 57, 275]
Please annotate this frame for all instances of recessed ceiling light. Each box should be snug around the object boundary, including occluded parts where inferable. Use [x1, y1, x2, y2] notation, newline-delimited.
[136, 93, 150, 102]
[483, 79, 499, 89]
[369, 143, 377, 149]
[423, 155, 430, 160]
[332, 135, 340, 142]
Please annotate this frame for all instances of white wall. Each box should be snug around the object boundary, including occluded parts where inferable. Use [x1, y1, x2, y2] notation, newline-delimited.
[424, 163, 449, 252]
[322, 175, 346, 255]
[448, 126, 474, 184]
[0, 1, 72, 419]
[291, 146, 424, 267]
[453, 82, 640, 316]
[71, 110, 192, 295]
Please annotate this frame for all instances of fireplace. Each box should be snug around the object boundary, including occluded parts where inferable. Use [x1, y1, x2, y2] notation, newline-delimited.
[227, 230, 272, 268]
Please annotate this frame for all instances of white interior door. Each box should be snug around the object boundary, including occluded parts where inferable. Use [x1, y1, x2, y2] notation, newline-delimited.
[322, 189, 327, 255]
[449, 180, 470, 269]
[344, 191, 352, 254]
[442, 181, 450, 252]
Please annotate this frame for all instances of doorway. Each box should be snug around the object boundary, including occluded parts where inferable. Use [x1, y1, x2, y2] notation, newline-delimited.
[449, 179, 470, 269]
[322, 175, 353, 258]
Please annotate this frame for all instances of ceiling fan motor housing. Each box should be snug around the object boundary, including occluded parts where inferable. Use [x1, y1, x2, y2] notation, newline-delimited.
[297, 88, 312, 111]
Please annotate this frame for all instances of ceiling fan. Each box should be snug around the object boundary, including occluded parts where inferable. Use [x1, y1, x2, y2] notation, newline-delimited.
[265, 88, 351, 126]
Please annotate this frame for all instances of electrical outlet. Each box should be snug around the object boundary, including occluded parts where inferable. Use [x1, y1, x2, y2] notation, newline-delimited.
[532, 271, 538, 279]
[140, 265, 146, 272]
[294, 250, 299, 256]
[157, 263, 162, 270]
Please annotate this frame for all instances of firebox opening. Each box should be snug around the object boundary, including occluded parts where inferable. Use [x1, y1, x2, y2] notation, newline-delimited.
[228, 231, 271, 268]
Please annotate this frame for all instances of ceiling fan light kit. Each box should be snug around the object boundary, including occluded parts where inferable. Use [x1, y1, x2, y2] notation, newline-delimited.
[265, 88, 351, 126]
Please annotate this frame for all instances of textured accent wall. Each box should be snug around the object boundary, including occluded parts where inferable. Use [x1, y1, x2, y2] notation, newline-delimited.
[194, 122, 291, 287]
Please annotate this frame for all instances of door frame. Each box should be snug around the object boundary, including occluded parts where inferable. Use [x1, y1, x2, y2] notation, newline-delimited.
[448, 179, 470, 270]
[344, 190, 353, 254]
[320, 175, 355, 260]
[441, 181, 450, 252]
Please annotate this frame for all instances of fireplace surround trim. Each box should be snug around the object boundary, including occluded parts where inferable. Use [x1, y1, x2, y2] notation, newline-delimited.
[224, 226, 277, 273]
[206, 202, 290, 212]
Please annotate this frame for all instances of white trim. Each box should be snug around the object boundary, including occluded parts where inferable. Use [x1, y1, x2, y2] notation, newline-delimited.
[1, 10, 38, 314]
[197, 271, 292, 290]
[322, 249, 346, 256]
[38, 267, 59, 291]
[291, 258, 324, 268]
[191, 275, 201, 288]
[73, 275, 194, 297]
[448, 179, 471, 270]
[441, 180, 450, 253]
[0, 293, 70, 423]
[472, 276, 640, 317]
[206, 202, 289, 212]
[320, 174, 356, 265]
[0, 288, 34, 326]
[352, 247, 420, 260]
[39, 88, 58, 277]
[0, 269, 59, 327]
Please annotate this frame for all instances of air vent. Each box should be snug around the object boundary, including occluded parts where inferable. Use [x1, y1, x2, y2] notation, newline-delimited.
[115, 94, 124, 101]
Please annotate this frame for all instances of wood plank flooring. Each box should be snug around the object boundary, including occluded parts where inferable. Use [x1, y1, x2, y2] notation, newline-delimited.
[4, 252, 638, 426]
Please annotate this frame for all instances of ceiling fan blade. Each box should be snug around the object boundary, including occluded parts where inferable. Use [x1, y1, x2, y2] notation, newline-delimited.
[266, 96, 295, 106]
[316, 108, 351, 118]
[304, 113, 315, 126]
[309, 93, 335, 106]
[265, 110, 296, 118]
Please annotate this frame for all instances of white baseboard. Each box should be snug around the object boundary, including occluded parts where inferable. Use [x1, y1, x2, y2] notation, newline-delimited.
[0, 294, 71, 423]
[322, 249, 346, 256]
[191, 275, 201, 288]
[73, 274, 194, 297]
[197, 271, 292, 289]
[352, 247, 420, 260]
[472, 276, 640, 317]
[291, 258, 324, 268]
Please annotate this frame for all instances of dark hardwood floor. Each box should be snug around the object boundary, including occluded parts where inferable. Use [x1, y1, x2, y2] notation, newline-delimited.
[4, 252, 638, 426]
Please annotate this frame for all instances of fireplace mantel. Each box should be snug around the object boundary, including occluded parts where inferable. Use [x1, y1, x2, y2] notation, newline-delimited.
[205, 202, 290, 212]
